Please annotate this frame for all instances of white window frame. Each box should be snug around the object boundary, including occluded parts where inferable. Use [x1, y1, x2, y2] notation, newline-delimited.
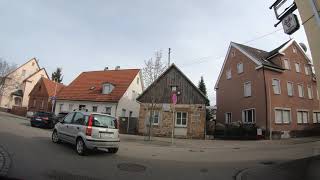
[175, 112, 188, 127]
[92, 106, 98, 112]
[295, 63, 301, 73]
[69, 104, 73, 111]
[297, 110, 309, 124]
[287, 81, 294, 96]
[274, 108, 291, 124]
[293, 46, 297, 53]
[59, 104, 64, 113]
[283, 59, 290, 70]
[305, 65, 310, 75]
[226, 69, 232, 80]
[102, 83, 114, 94]
[237, 62, 243, 74]
[231, 51, 235, 57]
[298, 84, 304, 98]
[317, 88, 319, 100]
[313, 111, 320, 123]
[242, 108, 256, 124]
[272, 79, 281, 95]
[150, 111, 161, 125]
[225, 112, 232, 124]
[243, 81, 252, 97]
[307, 85, 313, 99]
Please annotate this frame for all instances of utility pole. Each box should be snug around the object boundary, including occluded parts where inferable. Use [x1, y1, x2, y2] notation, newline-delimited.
[168, 48, 171, 67]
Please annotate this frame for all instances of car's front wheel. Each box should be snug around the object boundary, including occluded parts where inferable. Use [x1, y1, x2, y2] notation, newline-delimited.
[108, 148, 119, 154]
[76, 138, 87, 156]
[52, 130, 60, 143]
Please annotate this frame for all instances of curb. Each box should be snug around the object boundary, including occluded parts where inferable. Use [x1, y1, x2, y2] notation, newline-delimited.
[0, 146, 11, 177]
[0, 112, 28, 121]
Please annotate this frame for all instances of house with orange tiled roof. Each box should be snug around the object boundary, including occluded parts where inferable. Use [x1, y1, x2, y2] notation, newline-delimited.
[0, 58, 49, 110]
[28, 77, 65, 113]
[55, 67, 143, 119]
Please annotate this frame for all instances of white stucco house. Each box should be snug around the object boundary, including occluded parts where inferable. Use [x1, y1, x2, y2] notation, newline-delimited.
[0, 58, 49, 109]
[55, 68, 144, 118]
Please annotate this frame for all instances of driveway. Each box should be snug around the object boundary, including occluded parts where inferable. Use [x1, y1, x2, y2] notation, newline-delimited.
[0, 112, 320, 180]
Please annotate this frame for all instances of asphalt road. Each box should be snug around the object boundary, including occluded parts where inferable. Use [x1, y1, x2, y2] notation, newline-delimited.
[0, 113, 319, 180]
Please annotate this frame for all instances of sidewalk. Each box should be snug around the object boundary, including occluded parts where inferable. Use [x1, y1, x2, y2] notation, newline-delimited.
[120, 134, 320, 149]
[237, 155, 320, 180]
[0, 111, 28, 121]
[0, 146, 11, 177]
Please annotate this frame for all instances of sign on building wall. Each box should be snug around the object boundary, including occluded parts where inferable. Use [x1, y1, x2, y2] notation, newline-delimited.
[282, 13, 300, 35]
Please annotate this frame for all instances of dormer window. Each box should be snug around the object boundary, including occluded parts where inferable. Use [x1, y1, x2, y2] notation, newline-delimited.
[102, 83, 114, 94]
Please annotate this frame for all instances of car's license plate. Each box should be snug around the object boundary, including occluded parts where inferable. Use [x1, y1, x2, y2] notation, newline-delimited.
[36, 118, 42, 121]
[100, 133, 113, 138]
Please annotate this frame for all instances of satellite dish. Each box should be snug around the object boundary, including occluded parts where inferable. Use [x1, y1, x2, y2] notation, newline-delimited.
[299, 43, 308, 52]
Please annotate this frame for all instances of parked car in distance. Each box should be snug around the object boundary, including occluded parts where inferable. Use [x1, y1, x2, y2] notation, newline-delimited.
[52, 111, 120, 155]
[30, 111, 57, 128]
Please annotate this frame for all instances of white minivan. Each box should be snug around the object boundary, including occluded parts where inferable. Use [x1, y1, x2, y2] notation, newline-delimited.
[52, 111, 120, 155]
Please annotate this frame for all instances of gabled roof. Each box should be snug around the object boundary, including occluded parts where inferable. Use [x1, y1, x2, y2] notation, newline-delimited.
[42, 78, 65, 97]
[214, 39, 303, 89]
[23, 68, 49, 82]
[5, 58, 40, 78]
[57, 69, 140, 102]
[137, 64, 208, 103]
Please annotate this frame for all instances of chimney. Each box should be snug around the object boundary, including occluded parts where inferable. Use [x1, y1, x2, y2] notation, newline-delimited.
[104, 67, 108, 71]
[115, 66, 120, 70]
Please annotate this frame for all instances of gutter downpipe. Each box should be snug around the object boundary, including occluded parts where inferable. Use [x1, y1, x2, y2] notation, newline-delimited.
[262, 66, 272, 140]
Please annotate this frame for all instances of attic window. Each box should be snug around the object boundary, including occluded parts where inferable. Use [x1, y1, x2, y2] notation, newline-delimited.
[89, 86, 95, 90]
[102, 83, 114, 94]
[293, 46, 297, 53]
[231, 51, 235, 57]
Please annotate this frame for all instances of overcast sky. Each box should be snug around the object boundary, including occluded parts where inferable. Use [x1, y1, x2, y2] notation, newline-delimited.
[0, 0, 310, 105]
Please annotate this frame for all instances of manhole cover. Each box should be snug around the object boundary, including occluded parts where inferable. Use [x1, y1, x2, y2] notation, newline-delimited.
[260, 161, 275, 165]
[117, 163, 146, 172]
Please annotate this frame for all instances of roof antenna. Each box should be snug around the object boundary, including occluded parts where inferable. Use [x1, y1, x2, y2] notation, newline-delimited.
[168, 48, 171, 67]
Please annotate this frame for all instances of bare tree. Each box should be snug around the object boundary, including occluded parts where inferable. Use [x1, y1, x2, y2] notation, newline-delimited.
[142, 51, 167, 88]
[0, 59, 18, 96]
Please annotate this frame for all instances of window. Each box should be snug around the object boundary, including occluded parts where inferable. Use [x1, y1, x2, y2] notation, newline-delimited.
[176, 112, 187, 127]
[305, 65, 310, 75]
[59, 104, 64, 112]
[137, 77, 140, 85]
[69, 104, 73, 111]
[92, 106, 98, 112]
[231, 51, 235, 57]
[150, 111, 160, 125]
[243, 81, 251, 97]
[63, 112, 74, 124]
[33, 99, 36, 107]
[307, 85, 313, 99]
[237, 63, 243, 74]
[297, 111, 309, 124]
[79, 105, 86, 111]
[287, 82, 294, 96]
[32, 62, 35, 66]
[14, 97, 22, 106]
[105, 107, 111, 115]
[317, 89, 319, 100]
[225, 112, 232, 124]
[272, 79, 281, 94]
[41, 100, 44, 109]
[283, 59, 290, 70]
[242, 109, 255, 124]
[102, 83, 114, 94]
[129, 111, 133, 117]
[293, 46, 297, 53]
[295, 63, 300, 73]
[298, 84, 304, 98]
[132, 90, 136, 100]
[121, 109, 126, 117]
[22, 69, 26, 77]
[275, 109, 291, 124]
[226, 69, 231, 79]
[73, 112, 85, 125]
[313, 112, 320, 123]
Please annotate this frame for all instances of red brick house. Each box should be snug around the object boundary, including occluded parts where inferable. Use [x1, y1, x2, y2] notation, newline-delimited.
[28, 77, 65, 113]
[215, 39, 320, 138]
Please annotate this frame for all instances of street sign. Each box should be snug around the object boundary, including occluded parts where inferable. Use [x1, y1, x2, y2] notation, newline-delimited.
[171, 93, 177, 105]
[282, 13, 300, 35]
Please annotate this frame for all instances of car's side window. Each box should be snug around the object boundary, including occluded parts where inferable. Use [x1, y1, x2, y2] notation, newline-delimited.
[73, 112, 85, 125]
[63, 113, 74, 124]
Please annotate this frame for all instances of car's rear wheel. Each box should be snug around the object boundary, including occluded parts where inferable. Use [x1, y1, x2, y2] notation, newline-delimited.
[76, 138, 87, 156]
[108, 148, 118, 154]
[52, 130, 60, 143]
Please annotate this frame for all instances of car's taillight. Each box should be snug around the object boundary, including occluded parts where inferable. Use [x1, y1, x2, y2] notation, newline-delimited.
[42, 117, 49, 120]
[86, 115, 93, 136]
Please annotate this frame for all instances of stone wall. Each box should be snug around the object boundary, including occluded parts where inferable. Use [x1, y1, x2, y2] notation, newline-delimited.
[138, 103, 206, 139]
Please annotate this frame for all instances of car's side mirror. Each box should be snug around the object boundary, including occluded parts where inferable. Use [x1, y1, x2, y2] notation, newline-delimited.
[58, 118, 64, 123]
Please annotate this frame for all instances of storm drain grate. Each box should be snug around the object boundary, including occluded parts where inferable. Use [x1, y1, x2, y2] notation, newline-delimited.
[117, 163, 146, 172]
[260, 161, 275, 165]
